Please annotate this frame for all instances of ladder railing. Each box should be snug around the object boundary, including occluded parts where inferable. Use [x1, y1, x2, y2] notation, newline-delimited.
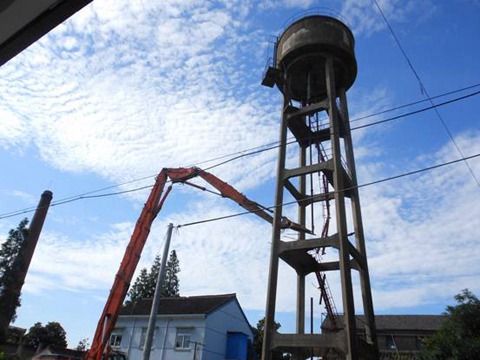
[315, 270, 339, 330]
[312, 140, 339, 331]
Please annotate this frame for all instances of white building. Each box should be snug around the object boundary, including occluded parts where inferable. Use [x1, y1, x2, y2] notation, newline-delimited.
[110, 293, 255, 360]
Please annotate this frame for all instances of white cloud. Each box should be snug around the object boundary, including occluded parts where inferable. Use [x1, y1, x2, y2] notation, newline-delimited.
[258, 0, 314, 11]
[10, 190, 37, 204]
[0, 0, 440, 194]
[0, 0, 280, 195]
[341, 0, 436, 36]
[21, 126, 480, 313]
[282, 0, 314, 9]
[25, 222, 135, 293]
[22, 198, 277, 309]
[1, 0, 478, 341]
[0, 107, 28, 150]
[360, 131, 480, 308]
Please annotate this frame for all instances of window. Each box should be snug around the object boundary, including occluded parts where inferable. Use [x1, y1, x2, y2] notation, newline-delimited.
[175, 328, 192, 350]
[110, 334, 123, 347]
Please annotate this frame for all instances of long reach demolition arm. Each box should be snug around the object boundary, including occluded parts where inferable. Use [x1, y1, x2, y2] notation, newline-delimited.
[85, 167, 308, 360]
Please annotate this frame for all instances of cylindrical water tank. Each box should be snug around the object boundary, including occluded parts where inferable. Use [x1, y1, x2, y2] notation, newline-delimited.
[275, 15, 357, 102]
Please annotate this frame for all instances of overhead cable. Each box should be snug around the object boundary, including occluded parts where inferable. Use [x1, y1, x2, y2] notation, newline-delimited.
[350, 82, 480, 124]
[372, 0, 480, 187]
[1, 85, 479, 220]
[0, 185, 155, 220]
[177, 152, 480, 228]
[352, 89, 480, 130]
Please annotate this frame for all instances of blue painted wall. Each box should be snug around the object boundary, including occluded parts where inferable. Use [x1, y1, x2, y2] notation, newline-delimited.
[226, 332, 249, 360]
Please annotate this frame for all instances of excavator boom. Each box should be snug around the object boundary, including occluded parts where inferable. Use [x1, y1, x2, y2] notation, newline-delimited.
[85, 169, 168, 360]
[85, 167, 307, 360]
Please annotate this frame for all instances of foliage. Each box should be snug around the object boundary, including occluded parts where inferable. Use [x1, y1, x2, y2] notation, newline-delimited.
[0, 219, 29, 343]
[125, 250, 180, 305]
[75, 338, 89, 351]
[5, 327, 25, 346]
[251, 317, 290, 360]
[162, 250, 180, 298]
[420, 289, 480, 360]
[128, 268, 150, 302]
[23, 322, 67, 349]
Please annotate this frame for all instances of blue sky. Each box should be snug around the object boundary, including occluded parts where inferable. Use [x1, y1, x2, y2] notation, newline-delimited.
[1, 0, 479, 348]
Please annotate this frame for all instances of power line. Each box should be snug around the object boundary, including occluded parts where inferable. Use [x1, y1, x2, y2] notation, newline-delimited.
[0, 174, 157, 218]
[350, 82, 480, 124]
[177, 152, 480, 228]
[0, 141, 288, 220]
[0, 185, 156, 220]
[372, 0, 480, 187]
[1, 85, 479, 220]
[192, 139, 282, 169]
[203, 142, 284, 171]
[198, 88, 480, 172]
[352, 89, 480, 130]
[206, 87, 480, 173]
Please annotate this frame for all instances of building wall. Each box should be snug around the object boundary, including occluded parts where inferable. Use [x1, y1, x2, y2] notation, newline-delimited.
[378, 330, 431, 352]
[113, 315, 206, 360]
[112, 301, 253, 360]
[203, 300, 254, 360]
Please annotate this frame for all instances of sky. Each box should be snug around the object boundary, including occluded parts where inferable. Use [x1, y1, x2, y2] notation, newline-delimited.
[0, 0, 479, 348]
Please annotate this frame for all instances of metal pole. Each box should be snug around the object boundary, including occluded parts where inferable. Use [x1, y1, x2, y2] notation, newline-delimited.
[310, 297, 314, 360]
[193, 341, 198, 360]
[142, 223, 174, 360]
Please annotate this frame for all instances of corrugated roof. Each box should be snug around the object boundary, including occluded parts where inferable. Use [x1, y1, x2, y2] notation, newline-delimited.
[119, 293, 237, 316]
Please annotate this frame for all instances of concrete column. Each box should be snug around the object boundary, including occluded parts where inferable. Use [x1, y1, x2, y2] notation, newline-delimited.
[0, 190, 53, 340]
[262, 95, 289, 360]
[325, 57, 357, 359]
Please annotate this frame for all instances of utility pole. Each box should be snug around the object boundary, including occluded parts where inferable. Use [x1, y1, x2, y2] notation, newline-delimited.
[142, 223, 174, 360]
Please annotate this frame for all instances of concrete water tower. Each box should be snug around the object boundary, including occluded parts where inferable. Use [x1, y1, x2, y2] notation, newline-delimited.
[262, 15, 378, 360]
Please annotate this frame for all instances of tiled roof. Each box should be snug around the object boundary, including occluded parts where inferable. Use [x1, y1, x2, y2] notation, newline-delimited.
[324, 315, 446, 332]
[119, 293, 237, 316]
[372, 315, 446, 331]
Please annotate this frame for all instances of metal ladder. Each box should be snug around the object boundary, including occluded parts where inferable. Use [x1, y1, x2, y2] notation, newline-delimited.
[314, 138, 339, 331]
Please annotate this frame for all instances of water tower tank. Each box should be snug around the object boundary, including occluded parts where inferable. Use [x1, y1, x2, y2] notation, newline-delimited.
[275, 15, 357, 103]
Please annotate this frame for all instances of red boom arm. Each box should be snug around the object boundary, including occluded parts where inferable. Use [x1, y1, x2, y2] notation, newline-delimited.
[86, 169, 169, 360]
[85, 167, 307, 360]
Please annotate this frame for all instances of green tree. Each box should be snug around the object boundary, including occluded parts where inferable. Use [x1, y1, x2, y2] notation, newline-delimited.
[128, 268, 151, 303]
[162, 250, 180, 298]
[251, 317, 290, 359]
[421, 289, 480, 360]
[0, 218, 29, 343]
[125, 250, 180, 305]
[24, 322, 67, 349]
